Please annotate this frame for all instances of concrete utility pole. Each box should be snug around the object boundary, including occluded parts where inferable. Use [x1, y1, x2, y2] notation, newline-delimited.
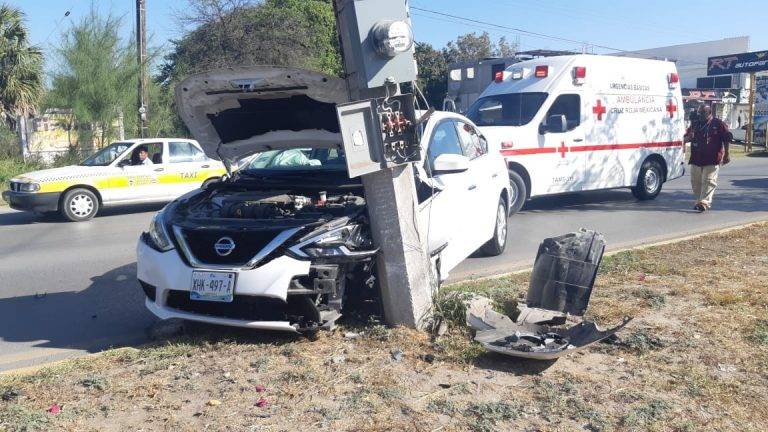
[333, 0, 435, 329]
[136, 0, 148, 138]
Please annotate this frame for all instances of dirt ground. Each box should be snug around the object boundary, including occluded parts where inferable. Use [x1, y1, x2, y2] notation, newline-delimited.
[1, 223, 767, 432]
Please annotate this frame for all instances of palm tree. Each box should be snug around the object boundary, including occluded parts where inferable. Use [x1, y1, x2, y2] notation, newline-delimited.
[0, 5, 44, 131]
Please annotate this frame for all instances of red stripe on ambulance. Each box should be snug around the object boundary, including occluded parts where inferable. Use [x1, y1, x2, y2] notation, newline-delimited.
[501, 140, 683, 157]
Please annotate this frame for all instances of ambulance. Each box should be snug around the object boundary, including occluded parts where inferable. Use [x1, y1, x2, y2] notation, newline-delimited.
[465, 54, 686, 213]
[2, 138, 226, 221]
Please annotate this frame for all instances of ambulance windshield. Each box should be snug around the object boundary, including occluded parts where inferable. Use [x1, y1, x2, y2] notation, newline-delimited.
[466, 92, 548, 127]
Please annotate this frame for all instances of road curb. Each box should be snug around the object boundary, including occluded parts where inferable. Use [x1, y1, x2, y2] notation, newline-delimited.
[449, 218, 768, 285]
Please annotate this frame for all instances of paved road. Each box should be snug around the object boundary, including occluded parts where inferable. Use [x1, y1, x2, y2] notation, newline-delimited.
[1, 156, 767, 371]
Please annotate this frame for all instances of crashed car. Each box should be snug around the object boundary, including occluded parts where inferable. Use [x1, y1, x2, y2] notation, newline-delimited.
[136, 66, 511, 333]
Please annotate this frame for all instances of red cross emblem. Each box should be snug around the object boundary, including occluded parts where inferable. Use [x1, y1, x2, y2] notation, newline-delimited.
[592, 99, 606, 120]
[666, 99, 677, 118]
[558, 141, 568, 158]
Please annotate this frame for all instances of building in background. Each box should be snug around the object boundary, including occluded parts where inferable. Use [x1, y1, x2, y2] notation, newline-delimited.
[443, 50, 576, 112]
[616, 37, 752, 129]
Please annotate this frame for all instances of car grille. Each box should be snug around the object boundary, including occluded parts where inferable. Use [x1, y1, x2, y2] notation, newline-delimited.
[178, 227, 285, 266]
[9, 182, 20, 192]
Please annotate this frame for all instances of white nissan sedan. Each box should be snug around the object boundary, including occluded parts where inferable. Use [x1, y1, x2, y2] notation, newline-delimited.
[136, 66, 510, 333]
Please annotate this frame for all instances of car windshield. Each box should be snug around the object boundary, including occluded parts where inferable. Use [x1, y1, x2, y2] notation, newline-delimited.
[242, 148, 347, 173]
[80, 142, 133, 166]
[466, 92, 548, 126]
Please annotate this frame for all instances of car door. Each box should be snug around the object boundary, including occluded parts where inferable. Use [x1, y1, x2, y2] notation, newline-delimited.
[164, 141, 214, 198]
[538, 93, 585, 193]
[420, 119, 478, 273]
[455, 119, 498, 245]
[112, 142, 167, 202]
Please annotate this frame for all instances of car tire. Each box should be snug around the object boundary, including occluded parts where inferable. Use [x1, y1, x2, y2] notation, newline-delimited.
[61, 188, 99, 222]
[632, 159, 663, 200]
[508, 169, 527, 215]
[479, 196, 508, 257]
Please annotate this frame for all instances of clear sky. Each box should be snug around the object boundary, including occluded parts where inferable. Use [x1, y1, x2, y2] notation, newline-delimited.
[7, 0, 768, 72]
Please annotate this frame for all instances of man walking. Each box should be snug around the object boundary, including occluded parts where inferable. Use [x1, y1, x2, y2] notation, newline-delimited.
[685, 105, 731, 212]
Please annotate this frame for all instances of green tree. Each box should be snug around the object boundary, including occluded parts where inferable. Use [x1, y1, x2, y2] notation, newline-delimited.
[158, 0, 341, 87]
[0, 5, 44, 131]
[414, 42, 448, 109]
[444, 32, 518, 64]
[47, 6, 139, 148]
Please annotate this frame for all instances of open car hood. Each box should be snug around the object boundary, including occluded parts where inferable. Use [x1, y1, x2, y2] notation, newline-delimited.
[175, 66, 348, 165]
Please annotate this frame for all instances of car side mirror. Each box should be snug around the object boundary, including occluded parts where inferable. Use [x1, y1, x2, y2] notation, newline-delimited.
[540, 114, 568, 134]
[432, 153, 470, 174]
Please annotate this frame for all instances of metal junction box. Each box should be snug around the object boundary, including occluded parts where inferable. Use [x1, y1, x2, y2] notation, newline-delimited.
[336, 0, 418, 89]
[337, 93, 421, 178]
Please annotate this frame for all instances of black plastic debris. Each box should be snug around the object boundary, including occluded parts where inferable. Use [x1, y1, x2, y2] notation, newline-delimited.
[526, 229, 605, 316]
[466, 229, 631, 360]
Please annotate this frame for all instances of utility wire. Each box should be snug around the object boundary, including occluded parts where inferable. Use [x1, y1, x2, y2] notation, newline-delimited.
[410, 5, 708, 67]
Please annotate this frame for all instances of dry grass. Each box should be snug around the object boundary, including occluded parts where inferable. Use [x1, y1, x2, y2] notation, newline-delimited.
[2, 223, 767, 431]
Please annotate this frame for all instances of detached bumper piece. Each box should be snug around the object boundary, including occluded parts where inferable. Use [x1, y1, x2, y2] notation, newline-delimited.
[466, 229, 632, 360]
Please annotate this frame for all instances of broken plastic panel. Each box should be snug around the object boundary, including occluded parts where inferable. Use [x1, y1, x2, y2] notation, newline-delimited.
[466, 229, 631, 360]
[526, 229, 605, 316]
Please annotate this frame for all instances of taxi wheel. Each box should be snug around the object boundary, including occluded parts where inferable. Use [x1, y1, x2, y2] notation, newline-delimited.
[61, 188, 100, 222]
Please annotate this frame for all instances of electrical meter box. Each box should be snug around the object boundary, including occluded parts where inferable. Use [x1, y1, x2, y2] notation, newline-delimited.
[336, 0, 418, 89]
[337, 93, 421, 178]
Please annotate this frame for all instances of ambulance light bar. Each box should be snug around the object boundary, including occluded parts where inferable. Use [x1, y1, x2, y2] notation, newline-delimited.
[668, 72, 679, 89]
[511, 67, 524, 80]
[535, 65, 548, 78]
[494, 71, 504, 83]
[573, 66, 586, 85]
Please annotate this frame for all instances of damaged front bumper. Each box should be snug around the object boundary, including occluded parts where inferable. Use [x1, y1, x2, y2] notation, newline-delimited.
[137, 236, 365, 332]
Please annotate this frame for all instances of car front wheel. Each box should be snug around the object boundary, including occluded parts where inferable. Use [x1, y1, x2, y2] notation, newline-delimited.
[61, 188, 99, 222]
[479, 196, 508, 257]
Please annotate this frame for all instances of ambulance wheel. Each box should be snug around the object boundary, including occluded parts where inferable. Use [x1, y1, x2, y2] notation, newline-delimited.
[61, 188, 99, 222]
[508, 170, 527, 214]
[479, 196, 508, 257]
[633, 160, 663, 200]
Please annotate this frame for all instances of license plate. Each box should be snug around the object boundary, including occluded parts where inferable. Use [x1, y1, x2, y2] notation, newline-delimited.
[190, 271, 236, 302]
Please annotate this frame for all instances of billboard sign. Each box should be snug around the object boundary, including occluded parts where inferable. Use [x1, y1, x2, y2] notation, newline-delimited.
[707, 50, 768, 76]
[755, 75, 768, 126]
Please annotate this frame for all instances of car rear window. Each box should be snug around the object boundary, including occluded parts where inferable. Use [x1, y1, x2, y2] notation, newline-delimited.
[466, 92, 548, 127]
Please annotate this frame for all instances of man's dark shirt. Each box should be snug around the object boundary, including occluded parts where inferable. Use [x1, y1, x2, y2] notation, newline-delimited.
[687, 117, 731, 166]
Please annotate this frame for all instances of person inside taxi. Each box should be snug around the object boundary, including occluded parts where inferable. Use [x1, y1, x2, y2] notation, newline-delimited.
[136, 146, 154, 166]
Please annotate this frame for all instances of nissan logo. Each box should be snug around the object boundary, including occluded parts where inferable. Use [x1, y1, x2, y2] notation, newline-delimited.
[214, 237, 236, 257]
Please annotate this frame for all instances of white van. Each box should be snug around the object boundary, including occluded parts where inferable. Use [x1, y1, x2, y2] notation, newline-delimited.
[466, 54, 686, 213]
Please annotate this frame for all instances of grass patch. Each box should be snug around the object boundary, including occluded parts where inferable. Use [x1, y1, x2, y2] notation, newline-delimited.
[633, 287, 667, 309]
[620, 399, 671, 428]
[1, 223, 767, 431]
[747, 319, 768, 345]
[464, 401, 521, 432]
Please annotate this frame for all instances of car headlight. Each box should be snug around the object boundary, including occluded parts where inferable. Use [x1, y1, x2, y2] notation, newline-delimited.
[16, 182, 40, 192]
[147, 211, 174, 252]
[288, 224, 377, 259]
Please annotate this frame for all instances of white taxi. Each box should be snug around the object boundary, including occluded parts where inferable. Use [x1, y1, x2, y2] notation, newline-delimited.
[2, 138, 226, 221]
